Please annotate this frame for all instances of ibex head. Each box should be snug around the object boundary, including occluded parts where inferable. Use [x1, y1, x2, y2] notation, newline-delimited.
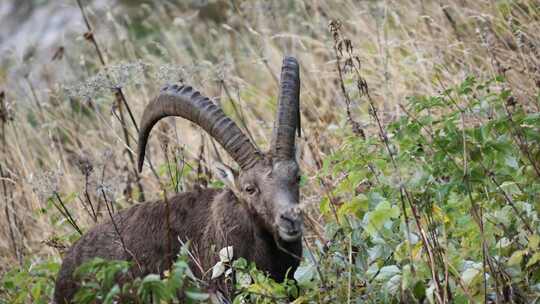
[137, 56, 303, 242]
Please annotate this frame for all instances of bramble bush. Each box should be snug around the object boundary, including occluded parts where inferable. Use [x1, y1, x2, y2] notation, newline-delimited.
[0, 259, 59, 304]
[2, 76, 539, 303]
[71, 244, 209, 304]
[229, 76, 540, 303]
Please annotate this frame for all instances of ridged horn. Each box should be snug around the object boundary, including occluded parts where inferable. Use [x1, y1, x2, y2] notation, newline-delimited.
[271, 56, 301, 162]
[137, 85, 260, 172]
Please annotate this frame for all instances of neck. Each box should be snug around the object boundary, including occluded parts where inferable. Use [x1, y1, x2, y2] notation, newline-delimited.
[250, 211, 302, 281]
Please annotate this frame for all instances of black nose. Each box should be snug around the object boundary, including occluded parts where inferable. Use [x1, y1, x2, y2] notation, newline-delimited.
[280, 213, 301, 232]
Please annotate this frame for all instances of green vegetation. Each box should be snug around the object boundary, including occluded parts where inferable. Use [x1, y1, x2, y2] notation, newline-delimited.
[3, 76, 539, 303]
[1, 0, 539, 303]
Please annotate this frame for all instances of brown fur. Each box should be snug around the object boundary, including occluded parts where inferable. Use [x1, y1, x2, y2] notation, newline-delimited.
[54, 182, 301, 303]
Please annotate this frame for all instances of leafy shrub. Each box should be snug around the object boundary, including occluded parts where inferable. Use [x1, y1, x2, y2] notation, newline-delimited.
[0, 259, 60, 304]
[2, 76, 539, 303]
[218, 76, 540, 303]
[304, 76, 540, 303]
[72, 245, 208, 303]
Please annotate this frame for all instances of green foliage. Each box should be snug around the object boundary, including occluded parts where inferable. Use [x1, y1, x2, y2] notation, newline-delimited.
[0, 259, 60, 304]
[309, 76, 540, 302]
[226, 76, 540, 303]
[157, 160, 192, 193]
[231, 258, 298, 303]
[72, 246, 208, 303]
[73, 258, 131, 303]
[2, 76, 539, 303]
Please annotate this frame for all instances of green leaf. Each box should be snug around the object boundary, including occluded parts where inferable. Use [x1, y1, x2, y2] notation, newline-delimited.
[504, 155, 519, 169]
[338, 195, 368, 218]
[138, 274, 170, 302]
[319, 197, 330, 215]
[526, 252, 540, 268]
[461, 267, 480, 287]
[74, 287, 98, 304]
[376, 265, 401, 281]
[293, 264, 316, 287]
[412, 281, 426, 301]
[232, 258, 248, 270]
[142, 274, 161, 283]
[508, 250, 527, 266]
[103, 284, 120, 304]
[365, 200, 399, 236]
[185, 290, 210, 301]
[30, 281, 42, 301]
[500, 181, 521, 196]
[386, 274, 401, 296]
[235, 271, 252, 288]
[528, 235, 540, 250]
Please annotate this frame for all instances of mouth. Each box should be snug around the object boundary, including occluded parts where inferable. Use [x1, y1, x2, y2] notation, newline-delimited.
[278, 226, 302, 242]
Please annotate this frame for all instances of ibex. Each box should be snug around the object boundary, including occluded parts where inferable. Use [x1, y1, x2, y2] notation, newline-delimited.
[54, 57, 303, 303]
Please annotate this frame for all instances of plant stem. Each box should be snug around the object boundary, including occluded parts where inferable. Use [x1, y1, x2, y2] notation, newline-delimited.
[101, 188, 141, 276]
[53, 192, 82, 235]
[75, 0, 145, 202]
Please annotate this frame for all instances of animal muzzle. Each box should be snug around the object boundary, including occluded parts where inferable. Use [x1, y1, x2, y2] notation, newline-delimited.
[277, 207, 303, 242]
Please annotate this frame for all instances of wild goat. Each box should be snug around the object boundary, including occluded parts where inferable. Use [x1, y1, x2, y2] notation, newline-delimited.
[54, 57, 303, 303]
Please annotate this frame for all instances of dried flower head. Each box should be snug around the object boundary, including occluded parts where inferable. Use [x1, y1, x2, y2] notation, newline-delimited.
[96, 178, 119, 203]
[156, 63, 188, 84]
[65, 61, 148, 100]
[30, 170, 64, 201]
[75, 155, 94, 177]
[107, 60, 147, 89]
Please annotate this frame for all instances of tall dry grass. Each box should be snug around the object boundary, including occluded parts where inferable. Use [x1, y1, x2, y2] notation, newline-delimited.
[0, 0, 538, 274]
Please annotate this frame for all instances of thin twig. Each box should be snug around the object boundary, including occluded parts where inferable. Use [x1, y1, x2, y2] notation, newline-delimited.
[75, 0, 145, 202]
[0, 91, 21, 263]
[347, 232, 353, 304]
[329, 20, 365, 138]
[302, 237, 328, 290]
[53, 192, 82, 235]
[83, 171, 98, 222]
[330, 19, 444, 302]
[100, 188, 141, 276]
[162, 187, 173, 269]
[220, 80, 258, 149]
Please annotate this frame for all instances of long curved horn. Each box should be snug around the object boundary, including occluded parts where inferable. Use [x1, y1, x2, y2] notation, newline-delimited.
[271, 56, 300, 162]
[137, 85, 260, 172]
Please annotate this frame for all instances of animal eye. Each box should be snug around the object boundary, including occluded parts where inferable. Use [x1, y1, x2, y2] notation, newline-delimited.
[296, 175, 302, 183]
[244, 185, 256, 194]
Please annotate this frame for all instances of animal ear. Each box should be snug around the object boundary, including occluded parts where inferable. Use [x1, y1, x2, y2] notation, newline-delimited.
[212, 162, 238, 190]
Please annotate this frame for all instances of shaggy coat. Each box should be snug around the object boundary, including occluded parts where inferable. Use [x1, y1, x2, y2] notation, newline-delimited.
[53, 188, 301, 303]
[55, 56, 303, 303]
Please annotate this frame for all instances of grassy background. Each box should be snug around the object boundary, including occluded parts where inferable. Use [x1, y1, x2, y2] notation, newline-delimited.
[0, 0, 539, 302]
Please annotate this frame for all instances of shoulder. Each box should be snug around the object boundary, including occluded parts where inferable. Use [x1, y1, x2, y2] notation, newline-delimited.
[172, 188, 225, 204]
